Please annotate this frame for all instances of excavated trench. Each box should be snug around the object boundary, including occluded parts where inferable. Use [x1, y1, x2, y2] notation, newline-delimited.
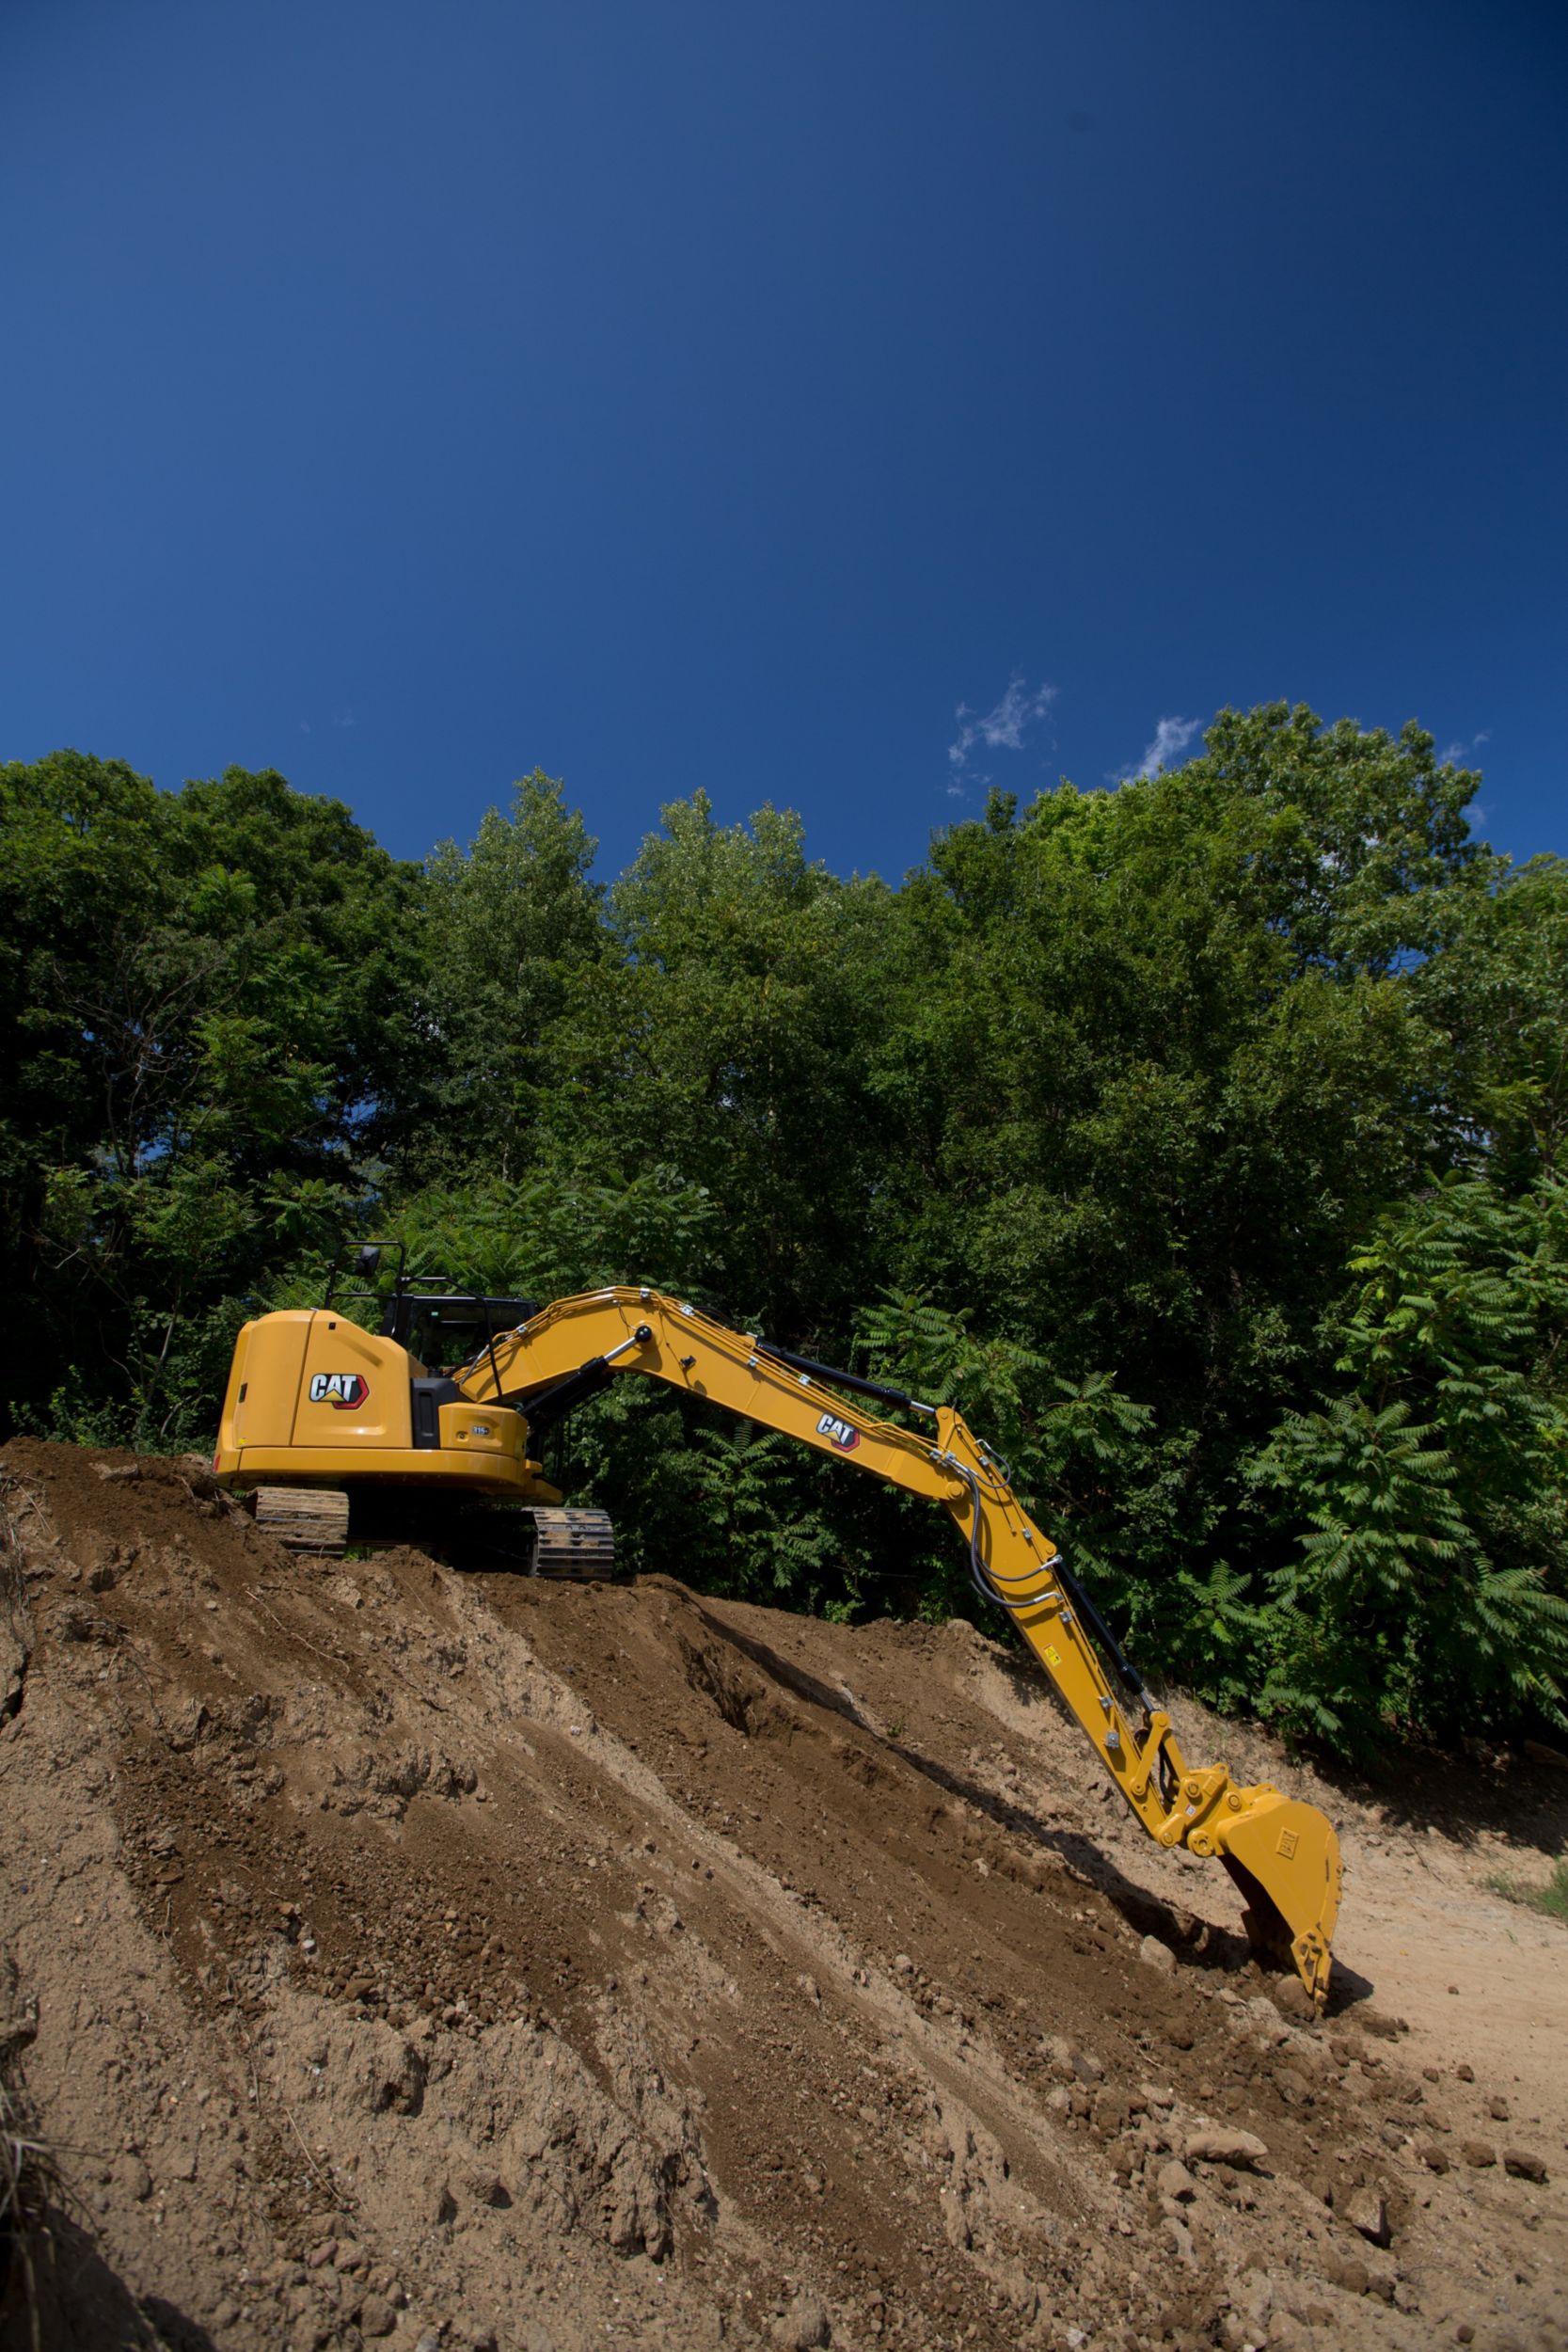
[0, 1438, 1563, 2352]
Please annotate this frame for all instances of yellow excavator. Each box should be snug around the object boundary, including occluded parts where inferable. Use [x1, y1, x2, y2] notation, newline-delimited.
[213, 1252, 1343, 2009]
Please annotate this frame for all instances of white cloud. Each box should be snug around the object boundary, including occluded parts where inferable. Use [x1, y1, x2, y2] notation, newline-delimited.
[946, 676, 1057, 787]
[1439, 730, 1490, 766]
[1122, 714, 1201, 782]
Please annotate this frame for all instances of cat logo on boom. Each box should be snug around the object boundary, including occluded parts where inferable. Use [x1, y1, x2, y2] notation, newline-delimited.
[309, 1373, 369, 1410]
[816, 1409, 860, 1452]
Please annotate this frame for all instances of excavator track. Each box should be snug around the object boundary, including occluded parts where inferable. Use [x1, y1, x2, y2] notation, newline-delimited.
[528, 1506, 615, 1580]
[250, 1488, 614, 1578]
[253, 1486, 350, 1555]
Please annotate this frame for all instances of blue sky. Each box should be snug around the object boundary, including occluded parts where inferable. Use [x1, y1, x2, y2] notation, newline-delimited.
[4, 1, 1563, 880]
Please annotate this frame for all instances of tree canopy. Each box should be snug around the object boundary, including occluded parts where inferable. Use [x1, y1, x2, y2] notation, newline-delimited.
[5, 707, 1563, 1757]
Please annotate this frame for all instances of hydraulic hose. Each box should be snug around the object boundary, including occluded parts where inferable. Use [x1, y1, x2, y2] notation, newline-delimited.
[949, 1459, 1149, 1709]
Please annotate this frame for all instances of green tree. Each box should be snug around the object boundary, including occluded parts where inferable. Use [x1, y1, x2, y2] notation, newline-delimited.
[1249, 1176, 1568, 1749]
[865, 713, 1466, 1547]
[546, 793, 895, 1337]
[372, 1164, 718, 1304]
[0, 754, 424, 1440]
[856, 1286, 1159, 1619]
[421, 773, 604, 1179]
[1413, 854, 1568, 1187]
[7, 710, 1567, 1767]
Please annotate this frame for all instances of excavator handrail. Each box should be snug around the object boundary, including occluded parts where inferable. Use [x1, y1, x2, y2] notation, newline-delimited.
[456, 1285, 1342, 2006]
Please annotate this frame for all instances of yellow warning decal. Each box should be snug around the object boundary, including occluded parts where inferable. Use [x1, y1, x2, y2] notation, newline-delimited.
[1043, 1644, 1062, 1667]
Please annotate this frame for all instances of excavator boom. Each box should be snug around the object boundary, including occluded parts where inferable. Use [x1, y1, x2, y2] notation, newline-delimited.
[456, 1286, 1342, 2007]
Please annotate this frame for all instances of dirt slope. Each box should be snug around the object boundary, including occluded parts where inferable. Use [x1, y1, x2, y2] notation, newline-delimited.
[1, 1438, 1564, 2352]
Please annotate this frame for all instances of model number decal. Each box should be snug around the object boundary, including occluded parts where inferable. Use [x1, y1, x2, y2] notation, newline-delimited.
[816, 1410, 860, 1452]
[309, 1373, 369, 1409]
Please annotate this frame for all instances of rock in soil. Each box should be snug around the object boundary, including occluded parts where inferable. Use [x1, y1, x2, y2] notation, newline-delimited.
[1183, 2127, 1269, 2169]
[1345, 2187, 1391, 2247]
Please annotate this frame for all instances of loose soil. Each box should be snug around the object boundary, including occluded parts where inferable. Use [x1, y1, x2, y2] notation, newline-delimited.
[1, 1438, 1564, 2352]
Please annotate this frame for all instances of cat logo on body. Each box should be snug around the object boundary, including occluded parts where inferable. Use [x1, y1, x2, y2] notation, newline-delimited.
[816, 1409, 860, 1452]
[309, 1373, 369, 1409]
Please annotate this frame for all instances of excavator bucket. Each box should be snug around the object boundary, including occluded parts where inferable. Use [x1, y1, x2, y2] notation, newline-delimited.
[1213, 1792, 1342, 2010]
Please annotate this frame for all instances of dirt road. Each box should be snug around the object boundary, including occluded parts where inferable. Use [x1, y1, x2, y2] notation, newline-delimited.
[1, 1439, 1563, 2352]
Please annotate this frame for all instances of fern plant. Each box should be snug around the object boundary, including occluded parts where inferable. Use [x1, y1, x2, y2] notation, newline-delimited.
[1248, 1174, 1568, 1752]
[854, 1287, 1155, 1627]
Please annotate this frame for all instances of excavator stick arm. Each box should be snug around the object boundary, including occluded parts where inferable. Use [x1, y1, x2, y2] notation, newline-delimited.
[458, 1286, 1343, 2006]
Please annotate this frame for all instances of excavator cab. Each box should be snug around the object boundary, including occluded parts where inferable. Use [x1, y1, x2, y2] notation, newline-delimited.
[387, 1291, 539, 1377]
[322, 1241, 537, 1374]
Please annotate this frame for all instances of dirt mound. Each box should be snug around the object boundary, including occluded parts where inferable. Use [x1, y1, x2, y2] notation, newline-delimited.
[1, 1437, 1564, 2352]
